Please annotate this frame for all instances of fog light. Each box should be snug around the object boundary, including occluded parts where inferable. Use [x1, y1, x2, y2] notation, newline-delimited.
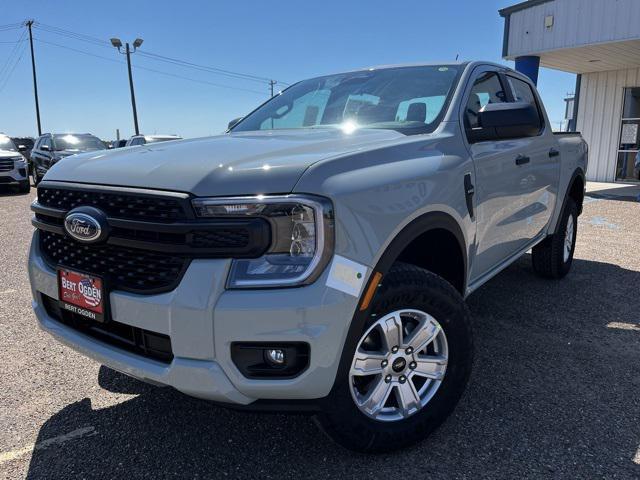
[230, 342, 310, 379]
[265, 349, 285, 365]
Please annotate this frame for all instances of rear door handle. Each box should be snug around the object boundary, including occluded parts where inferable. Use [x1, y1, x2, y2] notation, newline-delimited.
[515, 155, 530, 166]
[549, 148, 560, 158]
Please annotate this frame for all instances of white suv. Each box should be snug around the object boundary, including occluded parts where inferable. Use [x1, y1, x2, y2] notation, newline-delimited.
[0, 134, 29, 193]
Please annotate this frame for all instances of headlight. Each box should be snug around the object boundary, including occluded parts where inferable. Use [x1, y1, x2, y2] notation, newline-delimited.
[192, 195, 334, 288]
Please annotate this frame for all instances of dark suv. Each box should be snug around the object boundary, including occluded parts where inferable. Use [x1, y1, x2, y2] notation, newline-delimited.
[31, 133, 106, 185]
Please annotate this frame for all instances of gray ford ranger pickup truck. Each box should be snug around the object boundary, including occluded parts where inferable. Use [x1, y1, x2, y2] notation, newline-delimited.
[28, 61, 587, 452]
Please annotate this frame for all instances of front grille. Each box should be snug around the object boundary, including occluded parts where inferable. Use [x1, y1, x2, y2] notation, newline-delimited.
[42, 294, 173, 363]
[40, 230, 189, 293]
[37, 186, 189, 222]
[190, 228, 250, 249]
[33, 184, 271, 294]
[0, 158, 14, 172]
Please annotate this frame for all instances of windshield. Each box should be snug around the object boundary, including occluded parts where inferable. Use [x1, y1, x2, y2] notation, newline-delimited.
[0, 135, 17, 151]
[53, 134, 105, 152]
[232, 65, 461, 135]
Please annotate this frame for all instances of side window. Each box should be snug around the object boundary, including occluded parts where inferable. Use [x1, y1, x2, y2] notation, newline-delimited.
[465, 72, 507, 130]
[507, 75, 544, 129]
[33, 138, 42, 150]
[42, 138, 52, 151]
[131, 138, 145, 146]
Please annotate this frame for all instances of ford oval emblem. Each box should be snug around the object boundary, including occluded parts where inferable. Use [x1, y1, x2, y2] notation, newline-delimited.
[64, 209, 105, 243]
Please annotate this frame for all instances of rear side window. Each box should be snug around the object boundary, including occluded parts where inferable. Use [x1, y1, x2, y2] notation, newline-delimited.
[507, 76, 544, 129]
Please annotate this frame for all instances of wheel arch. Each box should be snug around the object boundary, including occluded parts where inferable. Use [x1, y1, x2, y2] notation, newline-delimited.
[326, 211, 468, 398]
[567, 168, 586, 216]
[369, 211, 468, 295]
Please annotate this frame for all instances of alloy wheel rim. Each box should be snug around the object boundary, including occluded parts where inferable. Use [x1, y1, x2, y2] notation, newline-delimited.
[564, 214, 575, 263]
[349, 309, 448, 422]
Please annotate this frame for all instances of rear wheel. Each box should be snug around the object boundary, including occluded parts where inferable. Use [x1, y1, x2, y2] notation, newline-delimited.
[315, 263, 473, 453]
[532, 197, 578, 279]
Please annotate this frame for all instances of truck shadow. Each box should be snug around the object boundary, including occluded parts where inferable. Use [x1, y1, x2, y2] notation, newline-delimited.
[0, 185, 30, 196]
[25, 256, 640, 479]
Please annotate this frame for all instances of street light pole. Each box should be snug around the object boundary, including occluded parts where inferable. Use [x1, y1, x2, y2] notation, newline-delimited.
[125, 43, 139, 135]
[25, 20, 42, 136]
[111, 37, 143, 136]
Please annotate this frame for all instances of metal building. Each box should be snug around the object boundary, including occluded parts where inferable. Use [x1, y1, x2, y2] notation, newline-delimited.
[500, 0, 640, 182]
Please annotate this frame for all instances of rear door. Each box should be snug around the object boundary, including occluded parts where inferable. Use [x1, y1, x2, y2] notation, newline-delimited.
[504, 74, 560, 240]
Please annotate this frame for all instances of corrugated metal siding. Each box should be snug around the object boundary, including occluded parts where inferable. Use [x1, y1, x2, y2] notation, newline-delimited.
[576, 67, 640, 181]
[508, 0, 640, 57]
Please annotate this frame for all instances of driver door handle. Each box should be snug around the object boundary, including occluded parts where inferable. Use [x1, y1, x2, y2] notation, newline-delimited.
[515, 154, 530, 166]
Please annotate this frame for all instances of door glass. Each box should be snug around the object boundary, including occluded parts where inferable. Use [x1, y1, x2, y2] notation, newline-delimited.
[617, 88, 640, 181]
[464, 72, 506, 130]
[622, 88, 640, 119]
[616, 152, 640, 181]
[507, 76, 544, 128]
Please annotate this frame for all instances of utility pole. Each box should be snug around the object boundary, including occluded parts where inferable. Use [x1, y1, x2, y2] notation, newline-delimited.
[25, 20, 42, 136]
[111, 37, 143, 136]
[269, 80, 276, 98]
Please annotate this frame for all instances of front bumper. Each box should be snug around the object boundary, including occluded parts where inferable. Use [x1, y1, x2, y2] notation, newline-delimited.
[0, 163, 28, 184]
[28, 231, 362, 405]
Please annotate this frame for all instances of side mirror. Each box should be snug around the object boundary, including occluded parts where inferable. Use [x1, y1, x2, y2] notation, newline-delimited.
[470, 102, 541, 143]
[41, 144, 50, 151]
[228, 117, 243, 130]
[17, 144, 27, 152]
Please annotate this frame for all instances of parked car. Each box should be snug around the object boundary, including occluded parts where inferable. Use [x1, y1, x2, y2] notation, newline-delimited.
[28, 62, 587, 452]
[124, 134, 182, 147]
[111, 139, 127, 149]
[30, 133, 106, 185]
[0, 134, 30, 193]
[11, 137, 35, 172]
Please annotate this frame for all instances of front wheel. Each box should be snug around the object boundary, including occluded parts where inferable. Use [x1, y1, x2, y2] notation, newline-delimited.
[532, 197, 578, 279]
[315, 263, 473, 453]
[32, 169, 42, 186]
[17, 180, 30, 194]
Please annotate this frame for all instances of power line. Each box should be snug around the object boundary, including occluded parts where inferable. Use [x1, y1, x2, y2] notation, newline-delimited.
[0, 42, 27, 93]
[34, 22, 110, 48]
[32, 22, 290, 87]
[34, 38, 267, 96]
[0, 24, 24, 32]
[0, 29, 26, 85]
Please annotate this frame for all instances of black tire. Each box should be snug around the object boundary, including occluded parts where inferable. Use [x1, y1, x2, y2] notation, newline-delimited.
[32, 170, 41, 186]
[18, 180, 30, 194]
[531, 197, 578, 279]
[315, 263, 473, 453]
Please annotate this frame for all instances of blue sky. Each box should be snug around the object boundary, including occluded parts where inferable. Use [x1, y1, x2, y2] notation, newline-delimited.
[0, 0, 575, 139]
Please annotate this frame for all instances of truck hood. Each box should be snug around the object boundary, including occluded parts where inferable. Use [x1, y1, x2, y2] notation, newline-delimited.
[44, 129, 405, 196]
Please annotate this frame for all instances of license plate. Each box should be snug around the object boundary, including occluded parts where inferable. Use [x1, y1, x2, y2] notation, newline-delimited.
[57, 268, 106, 323]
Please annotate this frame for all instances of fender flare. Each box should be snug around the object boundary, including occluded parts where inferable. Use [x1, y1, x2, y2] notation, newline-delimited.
[561, 167, 586, 218]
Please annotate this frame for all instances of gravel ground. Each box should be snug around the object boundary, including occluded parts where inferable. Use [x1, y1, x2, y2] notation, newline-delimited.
[0, 185, 639, 479]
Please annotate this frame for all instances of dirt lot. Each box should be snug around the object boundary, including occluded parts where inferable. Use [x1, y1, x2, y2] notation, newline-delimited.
[1, 185, 639, 479]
